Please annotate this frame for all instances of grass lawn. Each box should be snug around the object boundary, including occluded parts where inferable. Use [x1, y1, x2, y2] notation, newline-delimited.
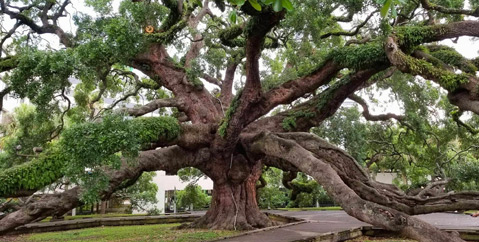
[465, 210, 478, 215]
[277, 206, 342, 211]
[5, 224, 239, 242]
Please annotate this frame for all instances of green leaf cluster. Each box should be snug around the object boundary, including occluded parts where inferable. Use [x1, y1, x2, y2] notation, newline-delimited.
[328, 42, 389, 70]
[0, 104, 57, 169]
[377, 0, 406, 18]
[228, 0, 294, 23]
[9, 49, 75, 109]
[176, 184, 211, 210]
[119, 172, 159, 211]
[0, 115, 179, 199]
[257, 168, 289, 209]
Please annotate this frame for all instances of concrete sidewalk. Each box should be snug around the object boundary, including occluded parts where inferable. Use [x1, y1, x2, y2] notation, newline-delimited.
[220, 210, 367, 242]
[219, 210, 479, 242]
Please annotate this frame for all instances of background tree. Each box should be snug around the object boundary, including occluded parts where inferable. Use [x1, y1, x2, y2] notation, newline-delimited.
[256, 167, 289, 209]
[176, 184, 211, 210]
[1, 0, 479, 241]
[116, 172, 159, 212]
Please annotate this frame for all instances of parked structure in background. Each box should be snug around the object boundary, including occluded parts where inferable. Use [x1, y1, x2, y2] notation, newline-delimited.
[373, 172, 398, 184]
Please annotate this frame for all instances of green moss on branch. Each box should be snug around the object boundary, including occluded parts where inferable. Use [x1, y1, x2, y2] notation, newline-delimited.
[218, 90, 242, 137]
[0, 116, 180, 198]
[0, 146, 66, 197]
[395, 25, 448, 49]
[429, 46, 478, 74]
[281, 75, 351, 131]
[218, 25, 245, 47]
[328, 42, 389, 70]
[219, 25, 243, 41]
[392, 50, 470, 91]
[0, 56, 18, 72]
[281, 110, 315, 131]
[133, 116, 181, 146]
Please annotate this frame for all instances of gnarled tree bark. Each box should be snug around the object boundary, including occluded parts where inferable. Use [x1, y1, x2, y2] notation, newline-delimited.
[192, 158, 272, 230]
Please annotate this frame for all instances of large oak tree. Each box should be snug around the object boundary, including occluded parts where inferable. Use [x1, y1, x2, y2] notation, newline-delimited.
[1, 0, 479, 241]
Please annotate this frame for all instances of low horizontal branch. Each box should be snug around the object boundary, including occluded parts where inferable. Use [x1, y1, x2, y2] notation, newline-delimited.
[0, 146, 210, 235]
[420, 0, 479, 17]
[118, 98, 185, 117]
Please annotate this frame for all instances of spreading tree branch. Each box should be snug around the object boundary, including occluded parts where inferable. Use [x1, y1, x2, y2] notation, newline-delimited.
[0, 122, 215, 199]
[215, 10, 284, 150]
[202, 73, 221, 86]
[0, 22, 21, 58]
[349, 94, 405, 122]
[320, 11, 377, 39]
[420, 0, 479, 17]
[219, 61, 239, 105]
[0, 56, 18, 72]
[118, 98, 185, 117]
[246, 68, 383, 133]
[385, 36, 479, 115]
[0, 86, 11, 111]
[0, 146, 211, 235]
[451, 109, 479, 135]
[184, 0, 211, 68]
[132, 43, 221, 124]
[0, 0, 73, 47]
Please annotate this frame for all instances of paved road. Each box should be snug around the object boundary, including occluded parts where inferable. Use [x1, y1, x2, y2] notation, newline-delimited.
[219, 210, 479, 242]
[414, 212, 479, 230]
[272, 210, 479, 230]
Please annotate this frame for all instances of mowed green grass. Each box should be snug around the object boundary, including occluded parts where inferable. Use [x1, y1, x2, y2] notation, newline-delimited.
[18, 223, 239, 242]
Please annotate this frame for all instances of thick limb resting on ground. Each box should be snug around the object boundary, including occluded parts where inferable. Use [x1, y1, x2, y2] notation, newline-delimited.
[247, 132, 471, 242]
[0, 146, 210, 235]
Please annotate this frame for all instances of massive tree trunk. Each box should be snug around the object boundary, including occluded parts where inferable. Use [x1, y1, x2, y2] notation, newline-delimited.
[192, 155, 272, 230]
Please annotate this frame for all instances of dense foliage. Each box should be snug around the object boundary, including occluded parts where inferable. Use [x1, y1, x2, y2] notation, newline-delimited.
[176, 184, 211, 210]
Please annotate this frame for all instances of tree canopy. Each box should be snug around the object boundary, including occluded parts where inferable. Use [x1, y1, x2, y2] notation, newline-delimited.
[1, 0, 479, 241]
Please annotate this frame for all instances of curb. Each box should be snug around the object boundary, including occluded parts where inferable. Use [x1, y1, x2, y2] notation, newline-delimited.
[292, 227, 362, 242]
[6, 214, 202, 235]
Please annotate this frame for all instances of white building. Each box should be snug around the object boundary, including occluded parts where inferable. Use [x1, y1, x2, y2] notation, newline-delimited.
[373, 172, 398, 184]
[134, 171, 213, 214]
